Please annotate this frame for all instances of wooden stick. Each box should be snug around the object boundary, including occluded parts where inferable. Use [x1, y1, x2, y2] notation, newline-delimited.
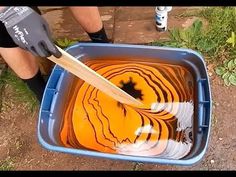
[47, 46, 143, 107]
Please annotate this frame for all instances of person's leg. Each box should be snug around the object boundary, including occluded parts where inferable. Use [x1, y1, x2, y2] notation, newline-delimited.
[69, 6, 110, 43]
[0, 47, 46, 102]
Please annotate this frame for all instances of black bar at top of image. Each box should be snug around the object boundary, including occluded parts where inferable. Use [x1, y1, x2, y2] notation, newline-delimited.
[0, 0, 235, 6]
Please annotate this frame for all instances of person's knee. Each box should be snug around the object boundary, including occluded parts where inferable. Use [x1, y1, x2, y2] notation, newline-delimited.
[0, 47, 39, 79]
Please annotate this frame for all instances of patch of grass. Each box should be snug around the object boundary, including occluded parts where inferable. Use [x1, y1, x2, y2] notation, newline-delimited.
[0, 157, 14, 171]
[152, 7, 236, 60]
[175, 9, 202, 19]
[0, 68, 38, 113]
[151, 7, 236, 86]
[0, 64, 7, 111]
[200, 7, 236, 58]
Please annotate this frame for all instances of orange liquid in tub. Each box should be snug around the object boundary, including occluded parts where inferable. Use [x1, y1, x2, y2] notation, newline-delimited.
[59, 57, 194, 159]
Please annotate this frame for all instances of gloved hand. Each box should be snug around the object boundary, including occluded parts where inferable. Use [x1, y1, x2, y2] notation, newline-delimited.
[0, 6, 61, 58]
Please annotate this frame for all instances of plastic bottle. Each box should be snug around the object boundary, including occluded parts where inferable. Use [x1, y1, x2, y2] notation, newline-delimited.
[155, 6, 172, 32]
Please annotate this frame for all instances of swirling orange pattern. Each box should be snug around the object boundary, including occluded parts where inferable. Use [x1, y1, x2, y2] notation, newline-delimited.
[59, 57, 194, 159]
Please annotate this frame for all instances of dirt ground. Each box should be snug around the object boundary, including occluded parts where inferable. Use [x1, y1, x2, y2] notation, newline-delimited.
[0, 7, 235, 171]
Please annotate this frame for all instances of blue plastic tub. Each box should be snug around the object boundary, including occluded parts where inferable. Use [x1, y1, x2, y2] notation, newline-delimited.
[37, 43, 212, 165]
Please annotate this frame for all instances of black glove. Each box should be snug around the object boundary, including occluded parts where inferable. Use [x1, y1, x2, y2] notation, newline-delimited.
[0, 6, 61, 58]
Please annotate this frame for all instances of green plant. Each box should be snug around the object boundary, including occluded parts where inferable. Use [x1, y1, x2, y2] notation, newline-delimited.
[215, 31, 236, 86]
[151, 19, 217, 57]
[226, 32, 235, 47]
[55, 38, 79, 49]
[215, 59, 236, 86]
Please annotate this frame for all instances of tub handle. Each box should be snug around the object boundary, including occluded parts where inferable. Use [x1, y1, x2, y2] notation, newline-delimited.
[41, 68, 64, 115]
[197, 79, 211, 132]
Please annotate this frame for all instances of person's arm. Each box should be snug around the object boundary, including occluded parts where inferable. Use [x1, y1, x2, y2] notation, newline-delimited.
[0, 6, 61, 58]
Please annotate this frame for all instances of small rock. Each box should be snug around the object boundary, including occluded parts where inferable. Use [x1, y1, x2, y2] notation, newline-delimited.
[210, 160, 215, 164]
[219, 138, 223, 141]
[208, 72, 213, 77]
